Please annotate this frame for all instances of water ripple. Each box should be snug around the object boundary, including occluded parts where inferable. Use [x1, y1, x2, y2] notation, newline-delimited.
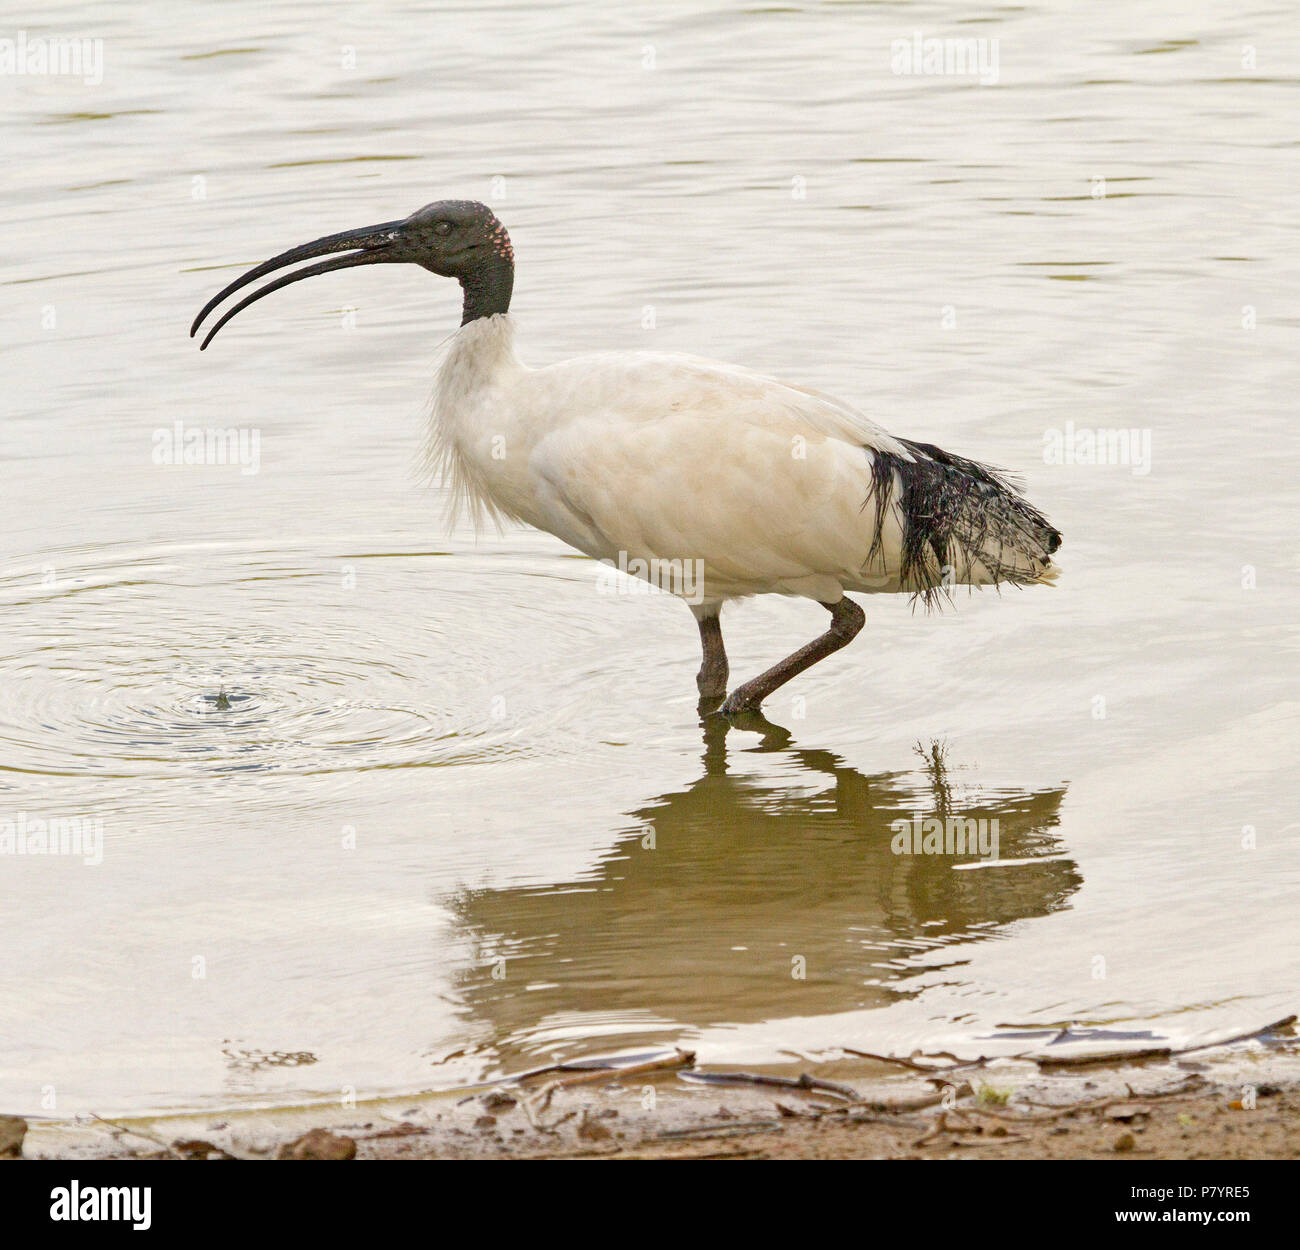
[0, 540, 598, 780]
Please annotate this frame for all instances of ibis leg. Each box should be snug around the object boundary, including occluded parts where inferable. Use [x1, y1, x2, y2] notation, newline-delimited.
[719, 597, 864, 716]
[695, 611, 730, 701]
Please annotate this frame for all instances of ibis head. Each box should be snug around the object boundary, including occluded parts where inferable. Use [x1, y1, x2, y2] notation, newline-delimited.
[190, 199, 514, 349]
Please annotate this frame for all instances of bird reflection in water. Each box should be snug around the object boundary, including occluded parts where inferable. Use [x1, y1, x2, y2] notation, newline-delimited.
[448, 711, 1076, 1048]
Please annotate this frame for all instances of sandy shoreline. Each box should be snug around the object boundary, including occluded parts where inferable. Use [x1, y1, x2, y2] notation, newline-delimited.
[12, 1026, 1299, 1161]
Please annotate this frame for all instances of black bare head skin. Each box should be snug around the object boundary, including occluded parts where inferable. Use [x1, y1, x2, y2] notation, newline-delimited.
[190, 199, 514, 349]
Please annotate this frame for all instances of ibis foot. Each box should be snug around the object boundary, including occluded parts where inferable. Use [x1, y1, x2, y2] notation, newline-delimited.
[718, 688, 761, 717]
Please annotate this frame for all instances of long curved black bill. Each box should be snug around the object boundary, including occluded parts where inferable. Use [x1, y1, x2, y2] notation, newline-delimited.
[191, 219, 405, 350]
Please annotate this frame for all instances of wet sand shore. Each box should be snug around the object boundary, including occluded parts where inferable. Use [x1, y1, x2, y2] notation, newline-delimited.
[17, 1035, 1299, 1162]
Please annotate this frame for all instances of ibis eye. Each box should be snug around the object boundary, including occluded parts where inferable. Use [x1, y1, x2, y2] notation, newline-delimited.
[434, 221, 453, 236]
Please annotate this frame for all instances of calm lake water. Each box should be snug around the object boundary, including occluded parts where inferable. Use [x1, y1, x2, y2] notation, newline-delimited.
[3, 2, 1297, 1116]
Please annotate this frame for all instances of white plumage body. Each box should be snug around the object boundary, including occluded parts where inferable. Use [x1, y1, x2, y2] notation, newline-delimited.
[426, 314, 1060, 609]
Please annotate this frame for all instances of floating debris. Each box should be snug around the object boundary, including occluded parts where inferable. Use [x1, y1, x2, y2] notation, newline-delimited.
[202, 687, 252, 712]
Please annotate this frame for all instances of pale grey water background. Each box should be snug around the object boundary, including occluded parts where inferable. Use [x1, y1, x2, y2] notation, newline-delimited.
[2, 1, 1297, 1115]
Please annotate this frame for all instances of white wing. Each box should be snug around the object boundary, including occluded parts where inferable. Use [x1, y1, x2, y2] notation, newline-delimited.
[522, 352, 912, 603]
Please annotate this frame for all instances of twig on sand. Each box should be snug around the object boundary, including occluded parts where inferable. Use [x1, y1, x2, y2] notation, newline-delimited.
[1020, 1074, 1208, 1114]
[842, 1047, 992, 1073]
[88, 1114, 175, 1156]
[88, 1114, 252, 1161]
[1032, 1015, 1295, 1070]
[913, 1111, 958, 1147]
[678, 1070, 861, 1103]
[854, 1014, 1296, 1077]
[522, 1049, 695, 1130]
[842, 1080, 975, 1116]
[960, 1074, 1207, 1124]
[1034, 1046, 1173, 1070]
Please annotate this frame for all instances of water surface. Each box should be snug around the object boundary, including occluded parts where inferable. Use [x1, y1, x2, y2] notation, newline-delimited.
[2, 1, 1297, 1114]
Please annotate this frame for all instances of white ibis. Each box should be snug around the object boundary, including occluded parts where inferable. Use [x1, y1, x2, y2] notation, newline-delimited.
[192, 199, 1061, 716]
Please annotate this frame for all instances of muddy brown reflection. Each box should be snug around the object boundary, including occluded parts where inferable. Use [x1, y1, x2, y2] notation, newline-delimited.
[450, 715, 1076, 1041]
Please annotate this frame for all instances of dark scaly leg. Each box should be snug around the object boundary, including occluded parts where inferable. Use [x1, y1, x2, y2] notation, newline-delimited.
[719, 597, 864, 716]
[695, 609, 729, 704]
